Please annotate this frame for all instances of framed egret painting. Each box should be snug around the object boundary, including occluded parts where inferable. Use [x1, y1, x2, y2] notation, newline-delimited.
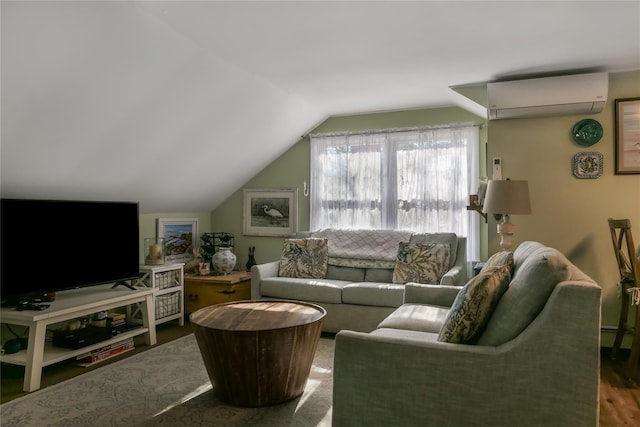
[243, 188, 298, 236]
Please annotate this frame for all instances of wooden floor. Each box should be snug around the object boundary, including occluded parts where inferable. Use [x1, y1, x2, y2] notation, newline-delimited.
[599, 347, 640, 427]
[2, 321, 639, 425]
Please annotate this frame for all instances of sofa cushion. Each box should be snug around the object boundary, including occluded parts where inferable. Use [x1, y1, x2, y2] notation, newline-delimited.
[326, 265, 365, 282]
[328, 257, 396, 269]
[364, 268, 394, 283]
[482, 250, 514, 272]
[278, 238, 329, 278]
[392, 242, 450, 284]
[513, 241, 545, 272]
[372, 327, 440, 342]
[477, 246, 573, 346]
[260, 277, 346, 303]
[409, 232, 458, 268]
[378, 303, 450, 333]
[342, 282, 405, 308]
[437, 266, 511, 344]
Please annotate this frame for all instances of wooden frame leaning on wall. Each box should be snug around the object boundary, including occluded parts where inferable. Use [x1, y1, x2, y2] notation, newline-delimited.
[614, 97, 640, 174]
[157, 218, 199, 263]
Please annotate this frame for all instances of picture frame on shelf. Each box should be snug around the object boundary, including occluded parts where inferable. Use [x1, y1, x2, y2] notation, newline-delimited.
[614, 97, 640, 174]
[243, 188, 298, 236]
[477, 180, 488, 205]
[157, 218, 198, 263]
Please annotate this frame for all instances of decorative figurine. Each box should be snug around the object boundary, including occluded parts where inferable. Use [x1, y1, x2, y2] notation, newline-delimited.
[184, 247, 202, 274]
[246, 246, 257, 271]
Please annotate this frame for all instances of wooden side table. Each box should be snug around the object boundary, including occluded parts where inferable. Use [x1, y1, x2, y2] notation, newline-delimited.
[190, 300, 326, 406]
[184, 271, 251, 315]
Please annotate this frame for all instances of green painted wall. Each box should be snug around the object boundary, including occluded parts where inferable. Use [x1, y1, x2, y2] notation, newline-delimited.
[211, 106, 488, 268]
[486, 70, 640, 347]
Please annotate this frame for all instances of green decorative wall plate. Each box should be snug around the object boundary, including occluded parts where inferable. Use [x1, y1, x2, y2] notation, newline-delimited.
[572, 119, 603, 146]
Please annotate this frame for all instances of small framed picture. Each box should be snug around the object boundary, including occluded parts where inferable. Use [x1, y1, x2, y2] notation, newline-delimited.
[614, 97, 640, 174]
[243, 188, 298, 236]
[157, 218, 198, 263]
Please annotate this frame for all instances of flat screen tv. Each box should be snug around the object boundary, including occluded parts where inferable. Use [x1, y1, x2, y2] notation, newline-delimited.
[1, 199, 140, 306]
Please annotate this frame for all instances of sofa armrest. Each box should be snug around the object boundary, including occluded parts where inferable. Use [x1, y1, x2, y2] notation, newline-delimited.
[404, 282, 461, 306]
[438, 236, 467, 285]
[250, 261, 279, 299]
[439, 265, 465, 286]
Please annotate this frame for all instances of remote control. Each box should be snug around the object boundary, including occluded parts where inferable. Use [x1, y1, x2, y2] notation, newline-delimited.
[16, 302, 50, 311]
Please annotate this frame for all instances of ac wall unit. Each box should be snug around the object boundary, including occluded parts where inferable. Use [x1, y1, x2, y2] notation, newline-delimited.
[487, 72, 608, 120]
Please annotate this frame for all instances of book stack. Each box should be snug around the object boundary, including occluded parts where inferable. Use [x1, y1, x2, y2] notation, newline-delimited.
[106, 312, 126, 328]
[75, 339, 135, 367]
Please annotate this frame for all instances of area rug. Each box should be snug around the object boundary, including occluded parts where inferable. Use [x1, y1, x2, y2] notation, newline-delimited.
[0, 334, 334, 426]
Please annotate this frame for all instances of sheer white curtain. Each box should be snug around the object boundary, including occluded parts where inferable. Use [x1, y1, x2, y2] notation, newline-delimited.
[310, 123, 480, 263]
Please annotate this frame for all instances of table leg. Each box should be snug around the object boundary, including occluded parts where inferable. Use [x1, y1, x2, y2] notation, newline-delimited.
[612, 284, 630, 360]
[23, 321, 47, 392]
[140, 293, 157, 346]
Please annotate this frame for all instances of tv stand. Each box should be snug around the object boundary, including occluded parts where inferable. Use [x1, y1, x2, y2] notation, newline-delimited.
[112, 280, 136, 290]
[0, 284, 156, 392]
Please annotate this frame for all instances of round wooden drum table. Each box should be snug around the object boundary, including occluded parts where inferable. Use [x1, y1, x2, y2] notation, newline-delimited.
[190, 300, 326, 407]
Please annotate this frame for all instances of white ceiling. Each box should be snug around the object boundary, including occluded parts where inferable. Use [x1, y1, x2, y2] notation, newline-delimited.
[2, 1, 639, 213]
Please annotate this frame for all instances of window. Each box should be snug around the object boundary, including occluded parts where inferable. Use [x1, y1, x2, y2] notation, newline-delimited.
[310, 123, 479, 259]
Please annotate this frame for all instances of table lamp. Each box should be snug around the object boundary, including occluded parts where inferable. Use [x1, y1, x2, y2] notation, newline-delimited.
[482, 179, 532, 251]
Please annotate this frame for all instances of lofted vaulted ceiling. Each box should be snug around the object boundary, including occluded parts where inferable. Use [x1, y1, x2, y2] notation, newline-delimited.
[2, 1, 639, 213]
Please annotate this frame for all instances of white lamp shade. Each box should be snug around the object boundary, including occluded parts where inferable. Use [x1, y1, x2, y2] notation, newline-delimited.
[482, 180, 531, 215]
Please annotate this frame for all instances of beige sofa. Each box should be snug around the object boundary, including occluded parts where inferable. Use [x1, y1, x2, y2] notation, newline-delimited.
[332, 241, 601, 427]
[251, 229, 467, 333]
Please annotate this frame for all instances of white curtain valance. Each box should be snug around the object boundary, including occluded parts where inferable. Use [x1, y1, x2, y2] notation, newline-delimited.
[308, 122, 483, 139]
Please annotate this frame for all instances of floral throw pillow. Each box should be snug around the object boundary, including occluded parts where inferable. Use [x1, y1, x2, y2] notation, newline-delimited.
[481, 250, 514, 273]
[392, 242, 450, 284]
[437, 265, 511, 344]
[278, 238, 329, 278]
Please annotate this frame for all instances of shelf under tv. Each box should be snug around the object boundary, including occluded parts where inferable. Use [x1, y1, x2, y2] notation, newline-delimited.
[0, 284, 157, 392]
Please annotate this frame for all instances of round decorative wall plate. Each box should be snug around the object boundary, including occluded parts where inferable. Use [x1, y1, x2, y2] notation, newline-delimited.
[573, 151, 603, 179]
[572, 119, 603, 146]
